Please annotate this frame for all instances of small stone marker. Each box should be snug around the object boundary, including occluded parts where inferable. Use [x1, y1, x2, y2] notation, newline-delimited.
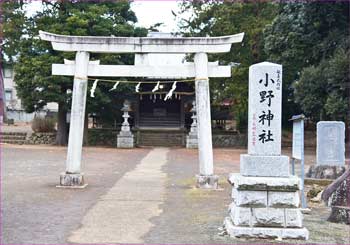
[306, 121, 346, 179]
[224, 62, 309, 240]
[317, 121, 345, 166]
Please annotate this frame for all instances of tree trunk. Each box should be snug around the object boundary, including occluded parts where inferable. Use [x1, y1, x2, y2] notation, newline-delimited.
[55, 101, 68, 145]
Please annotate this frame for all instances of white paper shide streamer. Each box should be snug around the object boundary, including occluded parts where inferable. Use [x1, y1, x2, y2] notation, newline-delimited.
[90, 79, 99, 98]
[135, 82, 141, 92]
[164, 81, 177, 101]
[109, 81, 120, 91]
[152, 81, 160, 92]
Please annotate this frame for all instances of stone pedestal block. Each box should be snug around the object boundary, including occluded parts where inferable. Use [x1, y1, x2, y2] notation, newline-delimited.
[229, 205, 303, 228]
[58, 172, 87, 188]
[232, 189, 267, 207]
[240, 154, 290, 177]
[117, 132, 134, 148]
[225, 217, 309, 240]
[285, 209, 303, 227]
[268, 191, 299, 208]
[252, 208, 284, 227]
[225, 174, 308, 240]
[228, 173, 300, 191]
[196, 174, 219, 189]
[186, 133, 198, 149]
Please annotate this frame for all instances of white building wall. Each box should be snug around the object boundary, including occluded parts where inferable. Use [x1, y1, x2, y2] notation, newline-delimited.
[4, 68, 58, 122]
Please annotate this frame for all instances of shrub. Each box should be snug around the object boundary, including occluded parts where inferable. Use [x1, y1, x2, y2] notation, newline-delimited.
[31, 116, 56, 133]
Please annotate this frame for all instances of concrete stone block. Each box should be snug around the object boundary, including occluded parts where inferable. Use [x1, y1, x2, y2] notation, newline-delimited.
[58, 172, 87, 188]
[285, 209, 303, 228]
[282, 227, 309, 240]
[240, 154, 289, 177]
[224, 217, 308, 240]
[228, 173, 300, 191]
[196, 174, 219, 189]
[268, 191, 299, 208]
[117, 135, 134, 148]
[186, 134, 198, 149]
[252, 208, 284, 227]
[317, 121, 345, 166]
[229, 205, 251, 226]
[232, 188, 267, 207]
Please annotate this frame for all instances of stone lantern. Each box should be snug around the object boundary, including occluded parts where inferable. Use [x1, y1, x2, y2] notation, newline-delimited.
[117, 100, 134, 148]
[186, 100, 198, 149]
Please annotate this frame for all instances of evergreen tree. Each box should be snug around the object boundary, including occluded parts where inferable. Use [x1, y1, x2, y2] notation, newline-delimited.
[3, 0, 147, 145]
[177, 1, 278, 131]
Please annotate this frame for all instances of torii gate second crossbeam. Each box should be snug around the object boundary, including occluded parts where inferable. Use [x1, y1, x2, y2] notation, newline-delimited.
[39, 31, 244, 188]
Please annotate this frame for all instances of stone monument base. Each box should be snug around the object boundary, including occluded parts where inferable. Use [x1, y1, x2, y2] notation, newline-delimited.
[306, 165, 346, 179]
[196, 174, 219, 189]
[57, 172, 87, 188]
[186, 133, 198, 149]
[224, 218, 309, 240]
[240, 154, 290, 177]
[224, 173, 308, 240]
[117, 132, 134, 148]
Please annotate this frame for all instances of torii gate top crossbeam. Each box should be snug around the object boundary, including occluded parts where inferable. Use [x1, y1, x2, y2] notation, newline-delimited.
[39, 31, 244, 54]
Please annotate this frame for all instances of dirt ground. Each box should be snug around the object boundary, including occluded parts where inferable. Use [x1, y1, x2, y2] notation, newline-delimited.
[1, 144, 349, 244]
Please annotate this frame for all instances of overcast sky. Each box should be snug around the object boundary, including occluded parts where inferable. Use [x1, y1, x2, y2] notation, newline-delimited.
[25, 0, 187, 33]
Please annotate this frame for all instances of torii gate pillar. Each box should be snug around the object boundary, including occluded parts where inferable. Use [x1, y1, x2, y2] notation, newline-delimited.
[194, 53, 218, 188]
[59, 51, 90, 188]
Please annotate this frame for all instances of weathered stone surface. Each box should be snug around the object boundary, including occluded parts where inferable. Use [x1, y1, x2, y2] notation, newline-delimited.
[306, 165, 346, 179]
[248, 62, 282, 156]
[282, 227, 309, 240]
[268, 191, 299, 208]
[285, 209, 303, 228]
[196, 174, 219, 189]
[229, 205, 251, 226]
[58, 172, 87, 188]
[186, 134, 198, 149]
[117, 135, 134, 148]
[228, 173, 300, 191]
[252, 208, 284, 227]
[224, 218, 308, 240]
[317, 121, 345, 166]
[240, 154, 289, 177]
[232, 189, 267, 207]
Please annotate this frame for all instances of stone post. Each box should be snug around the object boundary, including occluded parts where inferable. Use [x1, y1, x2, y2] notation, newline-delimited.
[60, 51, 90, 188]
[186, 100, 198, 149]
[306, 121, 346, 179]
[117, 100, 134, 148]
[194, 52, 218, 188]
[224, 62, 309, 240]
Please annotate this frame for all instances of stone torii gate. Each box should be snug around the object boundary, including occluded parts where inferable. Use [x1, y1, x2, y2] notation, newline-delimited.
[39, 31, 244, 188]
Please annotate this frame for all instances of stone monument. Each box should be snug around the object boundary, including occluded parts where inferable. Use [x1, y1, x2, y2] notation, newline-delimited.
[224, 62, 309, 240]
[186, 100, 198, 149]
[307, 121, 346, 179]
[117, 100, 134, 148]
